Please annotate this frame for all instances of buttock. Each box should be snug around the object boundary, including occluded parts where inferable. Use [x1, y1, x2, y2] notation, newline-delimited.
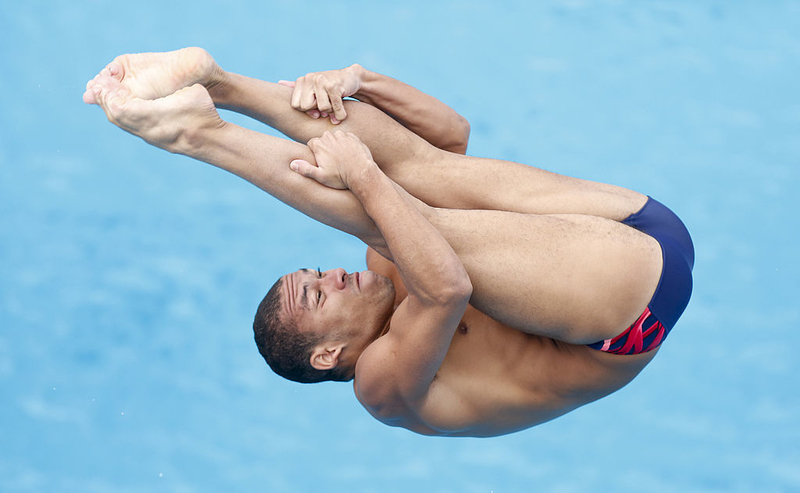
[588, 197, 694, 355]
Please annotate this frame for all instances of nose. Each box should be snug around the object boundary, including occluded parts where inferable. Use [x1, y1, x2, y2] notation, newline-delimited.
[323, 268, 347, 290]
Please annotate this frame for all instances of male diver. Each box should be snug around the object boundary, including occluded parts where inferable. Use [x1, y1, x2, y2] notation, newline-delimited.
[84, 48, 693, 437]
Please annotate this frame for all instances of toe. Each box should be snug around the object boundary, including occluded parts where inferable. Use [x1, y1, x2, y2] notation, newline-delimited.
[91, 85, 104, 107]
[83, 80, 97, 104]
[83, 89, 97, 104]
[108, 62, 122, 80]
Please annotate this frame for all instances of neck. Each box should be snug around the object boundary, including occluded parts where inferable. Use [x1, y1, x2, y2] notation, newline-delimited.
[377, 317, 392, 339]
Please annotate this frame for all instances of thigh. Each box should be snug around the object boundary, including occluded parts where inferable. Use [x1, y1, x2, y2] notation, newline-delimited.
[389, 152, 649, 222]
[428, 208, 663, 343]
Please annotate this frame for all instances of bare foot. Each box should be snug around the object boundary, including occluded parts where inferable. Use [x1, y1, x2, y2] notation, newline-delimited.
[83, 47, 224, 104]
[91, 71, 224, 155]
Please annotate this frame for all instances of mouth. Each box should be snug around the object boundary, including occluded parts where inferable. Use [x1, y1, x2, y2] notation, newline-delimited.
[354, 271, 361, 291]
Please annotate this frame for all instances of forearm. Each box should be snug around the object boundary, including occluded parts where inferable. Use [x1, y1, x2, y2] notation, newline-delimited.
[354, 65, 470, 154]
[348, 163, 471, 301]
[208, 72, 432, 172]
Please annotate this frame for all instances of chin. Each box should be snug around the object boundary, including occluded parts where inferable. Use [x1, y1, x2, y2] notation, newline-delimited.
[374, 272, 396, 299]
[365, 272, 395, 316]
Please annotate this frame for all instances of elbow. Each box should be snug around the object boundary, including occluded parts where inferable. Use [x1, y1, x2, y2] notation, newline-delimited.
[441, 272, 473, 305]
[458, 117, 471, 151]
[442, 116, 471, 155]
[417, 272, 472, 308]
[455, 271, 473, 300]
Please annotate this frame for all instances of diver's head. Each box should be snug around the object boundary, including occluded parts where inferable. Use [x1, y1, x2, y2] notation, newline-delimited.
[253, 268, 395, 383]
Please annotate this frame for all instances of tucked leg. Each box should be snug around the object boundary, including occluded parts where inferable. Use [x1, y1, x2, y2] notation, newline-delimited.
[209, 71, 647, 221]
[85, 48, 647, 220]
[424, 207, 663, 342]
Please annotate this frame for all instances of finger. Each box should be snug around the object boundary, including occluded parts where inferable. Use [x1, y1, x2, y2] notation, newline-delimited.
[298, 79, 317, 112]
[306, 110, 321, 119]
[290, 77, 305, 109]
[329, 92, 347, 124]
[290, 158, 347, 190]
[278, 80, 296, 87]
[313, 82, 333, 115]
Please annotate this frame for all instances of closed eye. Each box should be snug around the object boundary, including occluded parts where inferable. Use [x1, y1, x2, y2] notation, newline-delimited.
[317, 268, 323, 305]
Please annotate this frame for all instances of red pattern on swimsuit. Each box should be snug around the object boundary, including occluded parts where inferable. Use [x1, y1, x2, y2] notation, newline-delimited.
[597, 307, 665, 355]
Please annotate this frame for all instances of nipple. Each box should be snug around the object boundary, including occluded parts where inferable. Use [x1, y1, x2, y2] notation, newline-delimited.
[457, 322, 468, 335]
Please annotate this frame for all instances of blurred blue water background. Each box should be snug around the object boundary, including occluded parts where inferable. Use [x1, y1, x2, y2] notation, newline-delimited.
[1, 1, 798, 492]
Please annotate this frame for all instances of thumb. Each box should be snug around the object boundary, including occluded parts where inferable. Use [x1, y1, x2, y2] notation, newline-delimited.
[289, 159, 319, 179]
[278, 80, 296, 88]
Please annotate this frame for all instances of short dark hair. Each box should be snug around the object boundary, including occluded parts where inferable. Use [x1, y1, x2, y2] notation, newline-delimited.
[253, 276, 352, 384]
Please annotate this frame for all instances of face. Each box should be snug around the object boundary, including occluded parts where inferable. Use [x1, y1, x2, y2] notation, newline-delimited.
[280, 267, 396, 344]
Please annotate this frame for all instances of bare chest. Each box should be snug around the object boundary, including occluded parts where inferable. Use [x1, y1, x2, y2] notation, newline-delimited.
[434, 305, 556, 398]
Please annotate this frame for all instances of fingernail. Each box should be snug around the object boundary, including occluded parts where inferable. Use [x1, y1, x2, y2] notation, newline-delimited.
[290, 161, 299, 171]
[331, 116, 340, 125]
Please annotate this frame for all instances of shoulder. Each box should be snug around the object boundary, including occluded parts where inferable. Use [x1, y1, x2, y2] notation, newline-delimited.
[353, 334, 409, 423]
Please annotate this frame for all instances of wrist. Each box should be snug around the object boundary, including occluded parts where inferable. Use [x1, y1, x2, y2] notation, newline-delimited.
[345, 158, 382, 195]
[351, 64, 377, 105]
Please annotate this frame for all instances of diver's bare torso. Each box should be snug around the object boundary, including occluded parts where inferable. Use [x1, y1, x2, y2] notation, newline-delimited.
[356, 250, 656, 437]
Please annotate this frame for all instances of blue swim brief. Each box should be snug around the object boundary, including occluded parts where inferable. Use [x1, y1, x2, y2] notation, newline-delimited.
[588, 197, 694, 355]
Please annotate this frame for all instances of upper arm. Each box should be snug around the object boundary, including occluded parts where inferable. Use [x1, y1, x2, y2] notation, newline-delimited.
[356, 292, 470, 417]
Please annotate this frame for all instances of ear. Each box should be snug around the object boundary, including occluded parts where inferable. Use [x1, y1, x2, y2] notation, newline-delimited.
[309, 343, 344, 371]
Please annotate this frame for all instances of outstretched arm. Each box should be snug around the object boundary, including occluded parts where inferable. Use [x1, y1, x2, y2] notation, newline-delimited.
[282, 64, 470, 154]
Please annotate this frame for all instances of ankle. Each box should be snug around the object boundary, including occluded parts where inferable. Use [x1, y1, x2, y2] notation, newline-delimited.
[177, 119, 227, 157]
[207, 70, 234, 106]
